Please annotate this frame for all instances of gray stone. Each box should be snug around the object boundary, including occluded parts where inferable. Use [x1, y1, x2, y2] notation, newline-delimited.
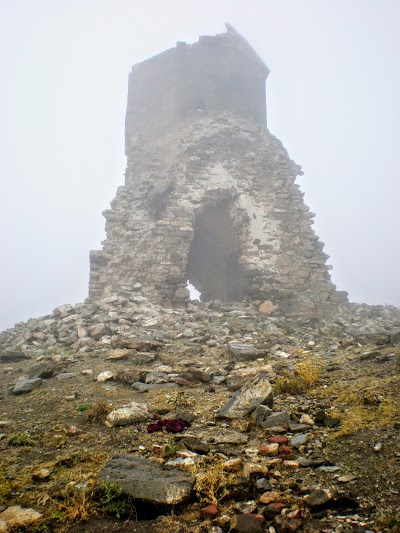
[132, 382, 150, 392]
[88, 324, 110, 340]
[289, 422, 312, 433]
[12, 378, 43, 395]
[217, 373, 273, 419]
[145, 372, 170, 384]
[56, 372, 77, 380]
[227, 343, 263, 361]
[261, 411, 290, 429]
[254, 404, 273, 425]
[98, 454, 195, 505]
[290, 433, 309, 448]
[133, 352, 156, 364]
[206, 429, 248, 445]
[28, 361, 63, 379]
[52, 304, 73, 317]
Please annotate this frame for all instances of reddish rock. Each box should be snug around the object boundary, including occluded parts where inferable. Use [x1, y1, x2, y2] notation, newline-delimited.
[265, 502, 287, 515]
[258, 443, 279, 456]
[200, 503, 218, 519]
[267, 435, 289, 444]
[278, 444, 291, 455]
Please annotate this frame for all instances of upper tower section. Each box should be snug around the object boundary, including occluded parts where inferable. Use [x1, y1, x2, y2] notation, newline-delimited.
[125, 24, 270, 149]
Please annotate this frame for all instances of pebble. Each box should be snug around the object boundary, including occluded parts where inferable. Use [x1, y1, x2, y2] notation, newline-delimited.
[258, 443, 279, 456]
[55, 372, 77, 380]
[318, 465, 341, 473]
[259, 491, 281, 504]
[283, 460, 300, 468]
[290, 433, 309, 448]
[338, 474, 357, 483]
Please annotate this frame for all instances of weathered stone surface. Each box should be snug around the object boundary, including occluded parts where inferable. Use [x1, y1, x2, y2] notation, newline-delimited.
[98, 454, 195, 504]
[254, 404, 273, 425]
[0, 506, 42, 532]
[96, 371, 114, 382]
[290, 433, 309, 448]
[306, 489, 333, 508]
[106, 348, 131, 360]
[230, 513, 264, 532]
[218, 373, 273, 419]
[227, 343, 264, 362]
[258, 443, 279, 456]
[110, 337, 162, 351]
[261, 411, 290, 429]
[88, 324, 110, 340]
[28, 361, 63, 379]
[12, 378, 42, 395]
[56, 372, 77, 380]
[180, 437, 210, 454]
[105, 402, 148, 427]
[206, 429, 249, 445]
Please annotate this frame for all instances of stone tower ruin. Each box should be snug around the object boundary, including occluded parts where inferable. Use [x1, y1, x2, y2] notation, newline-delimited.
[88, 24, 348, 316]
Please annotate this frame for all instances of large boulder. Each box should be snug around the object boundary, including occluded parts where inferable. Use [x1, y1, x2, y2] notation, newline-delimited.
[217, 373, 273, 419]
[99, 455, 195, 505]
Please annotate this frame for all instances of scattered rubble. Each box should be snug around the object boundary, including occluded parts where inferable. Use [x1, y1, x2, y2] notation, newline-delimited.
[0, 297, 399, 532]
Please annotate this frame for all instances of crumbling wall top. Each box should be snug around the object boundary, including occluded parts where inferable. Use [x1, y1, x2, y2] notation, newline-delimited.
[125, 24, 269, 147]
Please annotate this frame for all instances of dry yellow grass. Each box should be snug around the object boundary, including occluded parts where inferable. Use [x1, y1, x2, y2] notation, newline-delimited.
[296, 357, 323, 388]
[189, 460, 229, 505]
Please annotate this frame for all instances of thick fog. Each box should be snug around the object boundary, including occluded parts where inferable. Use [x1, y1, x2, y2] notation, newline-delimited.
[0, 0, 399, 330]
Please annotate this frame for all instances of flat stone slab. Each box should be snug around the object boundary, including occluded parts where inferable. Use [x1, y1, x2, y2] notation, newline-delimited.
[12, 378, 42, 395]
[98, 454, 195, 505]
[227, 343, 264, 361]
[261, 411, 290, 429]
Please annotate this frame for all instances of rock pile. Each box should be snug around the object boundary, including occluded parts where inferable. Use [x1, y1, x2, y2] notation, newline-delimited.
[0, 297, 399, 532]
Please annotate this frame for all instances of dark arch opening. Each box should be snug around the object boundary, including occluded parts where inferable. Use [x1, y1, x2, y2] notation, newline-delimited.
[187, 202, 248, 302]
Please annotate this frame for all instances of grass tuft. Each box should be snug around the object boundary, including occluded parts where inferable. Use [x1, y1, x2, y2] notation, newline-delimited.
[85, 402, 111, 423]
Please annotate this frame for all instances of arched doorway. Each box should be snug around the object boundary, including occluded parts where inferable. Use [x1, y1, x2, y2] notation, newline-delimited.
[186, 202, 248, 301]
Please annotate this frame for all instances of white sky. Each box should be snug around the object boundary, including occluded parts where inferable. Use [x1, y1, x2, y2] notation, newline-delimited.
[0, 0, 399, 330]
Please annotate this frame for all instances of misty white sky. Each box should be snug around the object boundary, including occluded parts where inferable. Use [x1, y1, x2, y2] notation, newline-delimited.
[0, 0, 399, 330]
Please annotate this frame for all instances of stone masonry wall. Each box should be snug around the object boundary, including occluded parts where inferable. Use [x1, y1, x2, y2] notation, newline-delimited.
[89, 113, 348, 317]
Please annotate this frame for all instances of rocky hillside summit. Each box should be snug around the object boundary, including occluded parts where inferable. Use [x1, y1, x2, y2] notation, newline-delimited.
[0, 296, 400, 533]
